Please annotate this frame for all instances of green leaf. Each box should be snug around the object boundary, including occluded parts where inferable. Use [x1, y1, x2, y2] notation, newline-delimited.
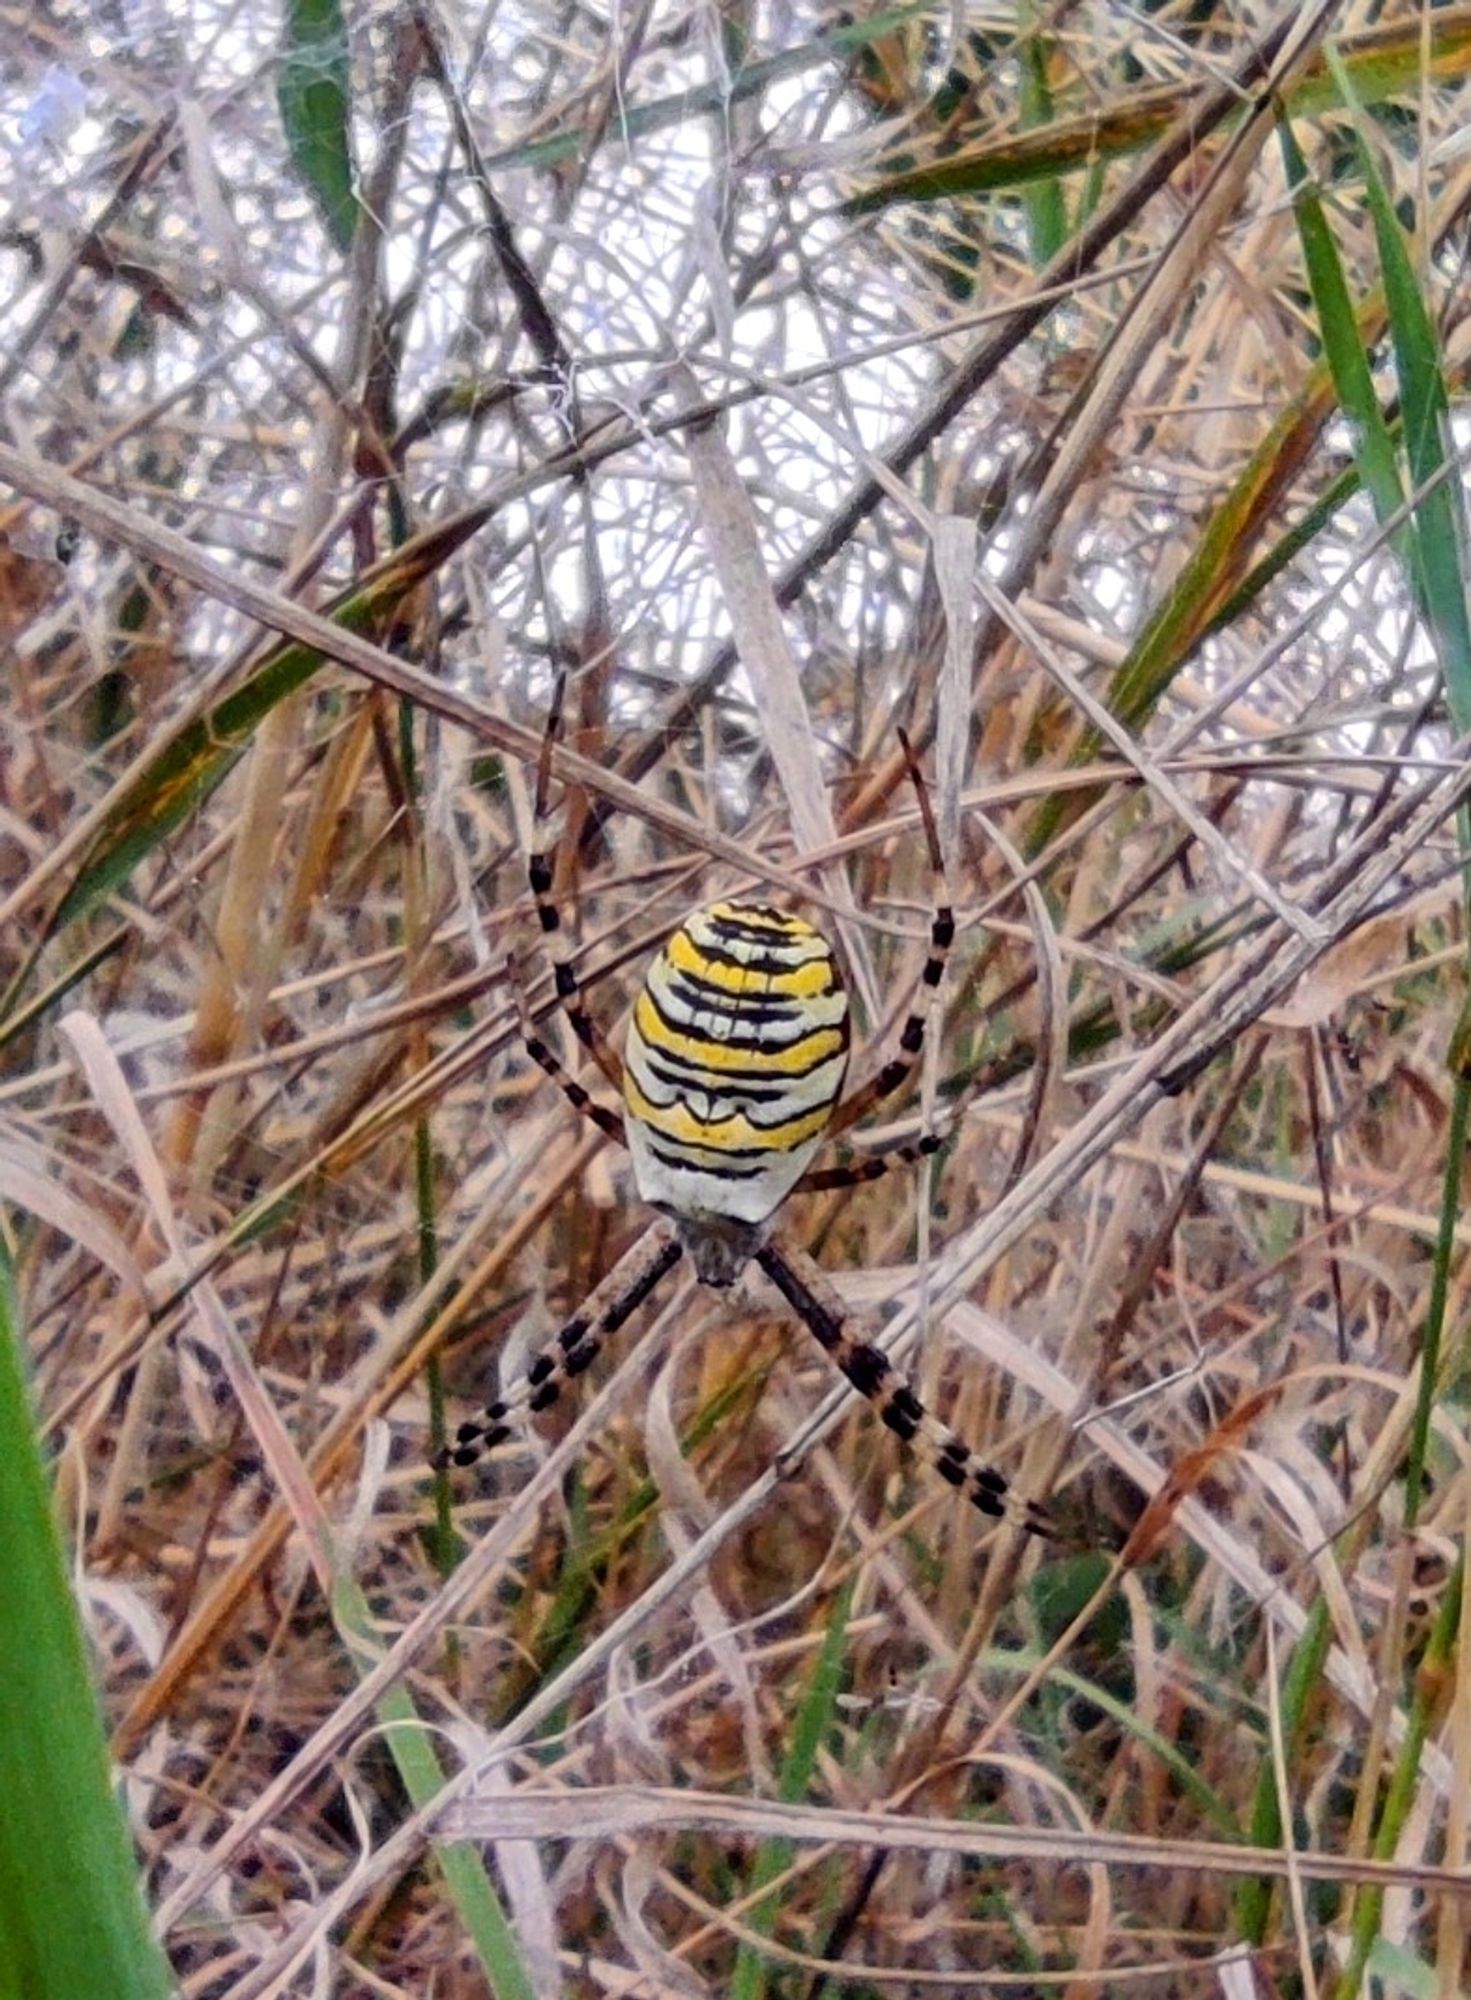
[0, 1242, 173, 1999]
[278, 0, 358, 253]
[1234, 1597, 1331, 1945]
[1326, 42, 1471, 735]
[1278, 115, 1408, 548]
[1018, 9, 1068, 266]
[730, 1580, 854, 2000]
[1364, 1936, 1438, 2000]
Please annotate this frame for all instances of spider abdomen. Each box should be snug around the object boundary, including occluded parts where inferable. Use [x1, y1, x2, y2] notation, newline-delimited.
[623, 900, 850, 1228]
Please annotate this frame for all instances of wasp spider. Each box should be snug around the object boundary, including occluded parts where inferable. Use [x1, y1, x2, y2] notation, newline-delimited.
[440, 698, 1048, 1535]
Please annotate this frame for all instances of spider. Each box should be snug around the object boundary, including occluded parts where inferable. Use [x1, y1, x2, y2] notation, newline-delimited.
[439, 689, 1049, 1536]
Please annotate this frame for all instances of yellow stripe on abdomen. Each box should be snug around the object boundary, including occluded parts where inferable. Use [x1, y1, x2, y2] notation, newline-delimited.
[622, 901, 851, 1226]
[631, 991, 845, 1079]
[623, 1072, 842, 1158]
[665, 924, 839, 1002]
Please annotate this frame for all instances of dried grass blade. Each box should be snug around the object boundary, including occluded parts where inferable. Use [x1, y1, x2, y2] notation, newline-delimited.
[0, 1136, 148, 1305]
[932, 514, 975, 870]
[681, 384, 878, 1009]
[57, 1013, 536, 1999]
[845, 8, 1471, 213]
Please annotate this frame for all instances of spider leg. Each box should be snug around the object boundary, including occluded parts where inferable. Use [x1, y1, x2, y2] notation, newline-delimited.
[824, 728, 955, 1143]
[754, 1235, 1051, 1536]
[436, 1221, 684, 1469]
[512, 974, 627, 1148]
[796, 1129, 943, 1194]
[528, 668, 625, 1096]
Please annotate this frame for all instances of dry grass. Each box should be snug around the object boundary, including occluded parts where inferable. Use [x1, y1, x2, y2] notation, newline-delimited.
[5, 2, 1471, 1994]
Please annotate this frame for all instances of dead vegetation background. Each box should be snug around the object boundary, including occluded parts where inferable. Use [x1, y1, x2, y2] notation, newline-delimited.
[4, 0, 1471, 1994]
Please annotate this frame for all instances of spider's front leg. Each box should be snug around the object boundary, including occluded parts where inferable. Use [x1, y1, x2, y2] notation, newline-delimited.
[754, 1235, 1051, 1536]
[526, 668, 625, 1097]
[436, 1222, 684, 1469]
[820, 727, 956, 1147]
[513, 976, 627, 1148]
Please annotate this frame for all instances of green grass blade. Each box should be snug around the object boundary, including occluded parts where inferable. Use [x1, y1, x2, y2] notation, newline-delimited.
[1333, 1557, 1463, 2000]
[843, 81, 1189, 211]
[1323, 52, 1471, 1660]
[1014, 130, 1471, 862]
[278, 0, 358, 252]
[0, 927, 129, 1059]
[45, 620, 350, 937]
[0, 1240, 174, 2000]
[730, 1579, 854, 2000]
[1041, 1667, 1242, 1838]
[1407, 1066, 1471, 1532]
[1205, 454, 1364, 633]
[1018, 10, 1067, 266]
[329, 1578, 538, 2000]
[1023, 335, 1364, 856]
[1234, 1596, 1332, 1944]
[36, 514, 483, 950]
[1277, 116, 1409, 547]
[1326, 43, 1471, 732]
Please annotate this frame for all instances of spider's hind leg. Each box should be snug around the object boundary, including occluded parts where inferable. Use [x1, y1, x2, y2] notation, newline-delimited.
[797, 1126, 945, 1195]
[436, 1222, 684, 1469]
[754, 1235, 1050, 1536]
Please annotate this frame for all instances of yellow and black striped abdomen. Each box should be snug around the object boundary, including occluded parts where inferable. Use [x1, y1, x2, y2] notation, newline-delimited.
[623, 901, 849, 1230]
